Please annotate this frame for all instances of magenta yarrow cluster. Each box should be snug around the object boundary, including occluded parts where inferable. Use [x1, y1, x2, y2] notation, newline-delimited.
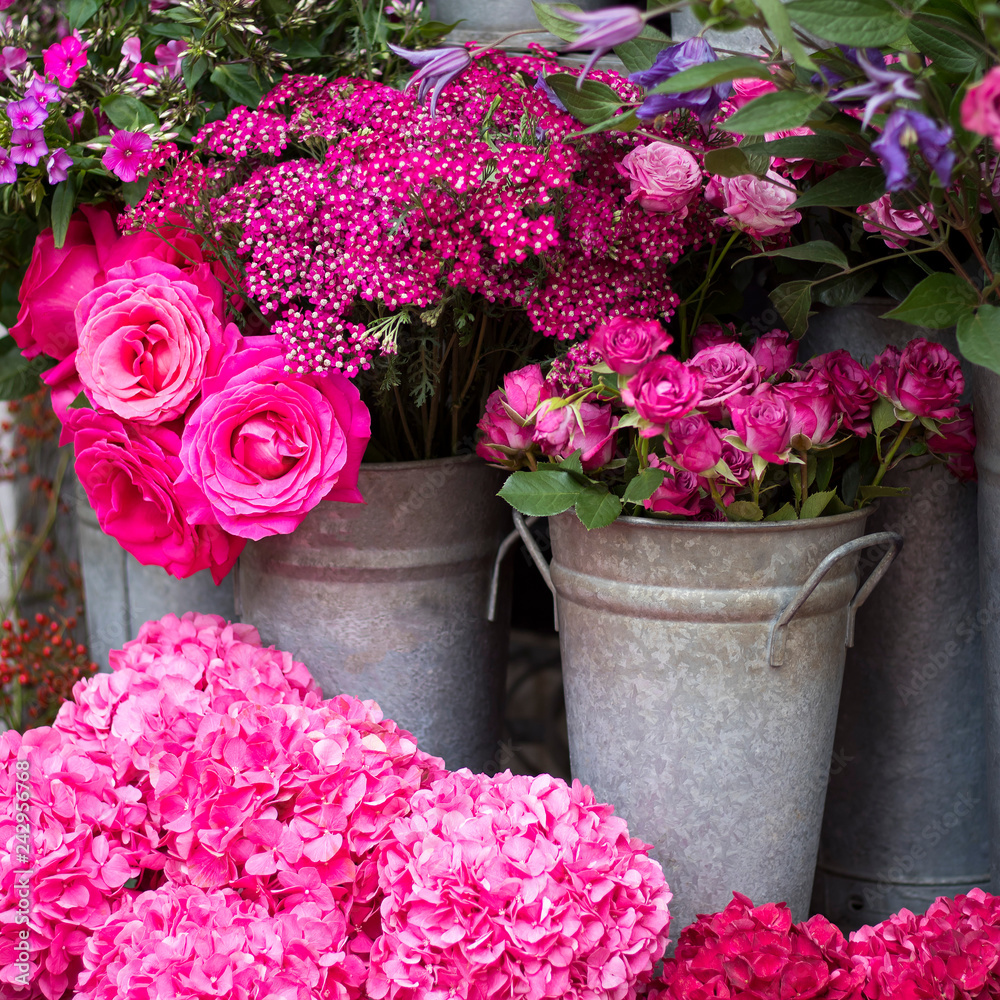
[0, 612, 674, 1000]
[127, 48, 716, 380]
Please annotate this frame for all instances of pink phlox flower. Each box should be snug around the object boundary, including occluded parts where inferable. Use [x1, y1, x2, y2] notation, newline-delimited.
[101, 129, 152, 183]
[8, 96, 47, 130]
[9, 127, 47, 165]
[155, 39, 188, 77]
[26, 75, 61, 106]
[42, 32, 88, 87]
[0, 45, 26, 82]
[0, 147, 15, 184]
[46, 146, 73, 184]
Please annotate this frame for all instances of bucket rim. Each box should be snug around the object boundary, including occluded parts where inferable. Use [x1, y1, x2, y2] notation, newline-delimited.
[555, 506, 874, 533]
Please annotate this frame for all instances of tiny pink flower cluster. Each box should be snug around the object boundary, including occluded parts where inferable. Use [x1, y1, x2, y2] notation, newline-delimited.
[1, 612, 673, 1000]
[128, 48, 716, 379]
[10, 205, 371, 579]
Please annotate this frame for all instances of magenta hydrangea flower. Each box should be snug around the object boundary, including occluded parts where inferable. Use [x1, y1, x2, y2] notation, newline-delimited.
[46, 146, 72, 184]
[42, 32, 88, 87]
[101, 129, 153, 182]
[0, 147, 15, 184]
[7, 96, 47, 130]
[9, 127, 47, 165]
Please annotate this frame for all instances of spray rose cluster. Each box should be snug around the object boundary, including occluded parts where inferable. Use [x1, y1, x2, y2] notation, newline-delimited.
[10, 204, 371, 580]
[1, 611, 673, 1000]
[483, 319, 976, 527]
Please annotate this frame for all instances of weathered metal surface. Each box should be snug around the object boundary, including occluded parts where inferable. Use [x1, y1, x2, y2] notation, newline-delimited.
[543, 508, 896, 938]
[238, 455, 513, 772]
[805, 307, 989, 929]
[426, 0, 608, 46]
[76, 496, 236, 670]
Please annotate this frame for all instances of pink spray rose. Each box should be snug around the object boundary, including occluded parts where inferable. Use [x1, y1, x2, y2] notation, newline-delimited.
[870, 337, 964, 420]
[928, 405, 977, 482]
[692, 320, 739, 353]
[727, 385, 792, 464]
[730, 75, 778, 107]
[860, 194, 935, 248]
[665, 412, 723, 473]
[751, 329, 799, 378]
[617, 141, 702, 217]
[74, 260, 234, 423]
[808, 349, 877, 436]
[67, 407, 244, 582]
[720, 440, 754, 486]
[476, 363, 551, 463]
[176, 337, 371, 540]
[962, 66, 1000, 141]
[689, 342, 761, 417]
[774, 376, 838, 449]
[621, 355, 704, 435]
[533, 399, 618, 471]
[705, 169, 801, 238]
[589, 316, 672, 375]
[644, 456, 708, 517]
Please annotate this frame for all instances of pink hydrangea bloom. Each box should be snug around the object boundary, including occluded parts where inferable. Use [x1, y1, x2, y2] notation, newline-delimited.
[368, 768, 672, 1000]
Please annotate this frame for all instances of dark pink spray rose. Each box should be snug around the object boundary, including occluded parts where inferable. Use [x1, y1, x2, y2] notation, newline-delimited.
[621, 356, 703, 435]
[728, 385, 792, 464]
[589, 316, 672, 375]
[689, 342, 760, 416]
[476, 364, 551, 463]
[751, 329, 799, 379]
[644, 456, 707, 516]
[775, 376, 839, 448]
[176, 337, 371, 540]
[928, 405, 977, 482]
[666, 412, 723, 473]
[692, 321, 739, 353]
[870, 338, 964, 420]
[533, 400, 618, 471]
[808, 350, 877, 436]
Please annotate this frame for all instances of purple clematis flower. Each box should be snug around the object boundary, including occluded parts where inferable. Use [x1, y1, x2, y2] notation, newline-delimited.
[561, 6, 645, 84]
[388, 44, 471, 117]
[46, 147, 73, 184]
[9, 128, 47, 166]
[534, 73, 567, 112]
[0, 147, 15, 185]
[7, 96, 47, 131]
[630, 37, 729, 130]
[830, 51, 920, 130]
[871, 108, 954, 192]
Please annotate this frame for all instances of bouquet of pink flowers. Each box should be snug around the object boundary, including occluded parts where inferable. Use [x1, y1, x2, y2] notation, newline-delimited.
[483, 320, 975, 527]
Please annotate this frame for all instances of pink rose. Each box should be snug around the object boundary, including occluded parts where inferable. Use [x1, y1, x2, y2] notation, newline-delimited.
[476, 364, 551, 464]
[705, 169, 801, 238]
[750, 329, 798, 378]
[871, 338, 964, 420]
[860, 194, 935, 249]
[617, 142, 702, 217]
[688, 342, 760, 417]
[67, 408, 244, 582]
[962, 67, 1000, 141]
[720, 440, 753, 486]
[589, 316, 672, 375]
[643, 457, 707, 517]
[727, 386, 792, 463]
[692, 321, 739, 354]
[75, 260, 234, 424]
[533, 400, 618, 471]
[928, 405, 977, 482]
[621, 356, 704, 436]
[774, 376, 838, 449]
[807, 350, 877, 436]
[176, 337, 371, 540]
[665, 413, 722, 473]
[730, 75, 777, 109]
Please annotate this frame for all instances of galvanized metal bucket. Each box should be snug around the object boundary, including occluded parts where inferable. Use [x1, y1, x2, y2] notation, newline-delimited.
[76, 493, 236, 670]
[516, 509, 901, 937]
[427, 0, 608, 46]
[238, 455, 513, 772]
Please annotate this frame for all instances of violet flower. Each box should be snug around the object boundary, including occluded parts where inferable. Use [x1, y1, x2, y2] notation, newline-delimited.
[0, 147, 15, 184]
[46, 147, 73, 184]
[7, 96, 47, 131]
[871, 108, 954, 191]
[631, 38, 729, 129]
[9, 127, 47, 166]
[561, 6, 645, 84]
[101, 129, 152, 182]
[388, 44, 471, 117]
[26, 75, 61, 106]
[830, 51, 920, 130]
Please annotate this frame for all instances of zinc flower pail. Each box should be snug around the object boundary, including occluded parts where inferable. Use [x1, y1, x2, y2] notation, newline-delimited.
[517, 508, 901, 938]
[426, 0, 608, 45]
[238, 455, 513, 771]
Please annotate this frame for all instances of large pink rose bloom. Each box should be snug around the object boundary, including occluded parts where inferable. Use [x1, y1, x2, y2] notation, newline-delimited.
[67, 407, 243, 582]
[705, 170, 801, 238]
[689, 342, 760, 416]
[176, 337, 371, 540]
[621, 356, 704, 436]
[860, 194, 935, 249]
[962, 66, 1000, 141]
[476, 364, 550, 464]
[727, 386, 792, 464]
[871, 338, 964, 420]
[617, 142, 702, 217]
[589, 316, 672, 375]
[533, 399, 618, 471]
[75, 260, 234, 423]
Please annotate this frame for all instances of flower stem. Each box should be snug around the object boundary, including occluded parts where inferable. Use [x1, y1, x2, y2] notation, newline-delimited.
[870, 419, 914, 489]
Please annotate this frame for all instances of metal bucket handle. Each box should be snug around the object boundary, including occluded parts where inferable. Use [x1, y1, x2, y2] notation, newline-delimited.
[768, 530, 903, 667]
[487, 512, 559, 630]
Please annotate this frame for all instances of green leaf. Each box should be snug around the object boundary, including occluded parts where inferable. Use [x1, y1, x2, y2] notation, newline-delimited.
[988, 231, 1000, 276]
[755, 0, 817, 70]
[769, 280, 815, 339]
[614, 24, 671, 75]
[648, 55, 773, 95]
[726, 501, 765, 522]
[100, 94, 158, 131]
[183, 54, 209, 91]
[575, 484, 623, 530]
[751, 133, 849, 161]
[67, 0, 99, 29]
[815, 452, 834, 492]
[814, 269, 877, 308]
[859, 484, 910, 499]
[871, 397, 898, 438]
[498, 470, 586, 516]
[123, 176, 151, 206]
[210, 63, 263, 108]
[417, 19, 464, 40]
[703, 146, 766, 178]
[68, 391, 93, 410]
[721, 90, 825, 135]
[786, 0, 907, 46]
[557, 450, 584, 475]
[765, 502, 798, 521]
[50, 180, 76, 250]
[794, 166, 886, 208]
[957, 304, 1000, 373]
[907, 16, 986, 76]
[545, 74, 627, 125]
[748, 240, 848, 269]
[881, 273, 979, 328]
[622, 466, 667, 504]
[531, 0, 585, 42]
[272, 38, 324, 57]
[800, 489, 837, 519]
[0, 347, 56, 401]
